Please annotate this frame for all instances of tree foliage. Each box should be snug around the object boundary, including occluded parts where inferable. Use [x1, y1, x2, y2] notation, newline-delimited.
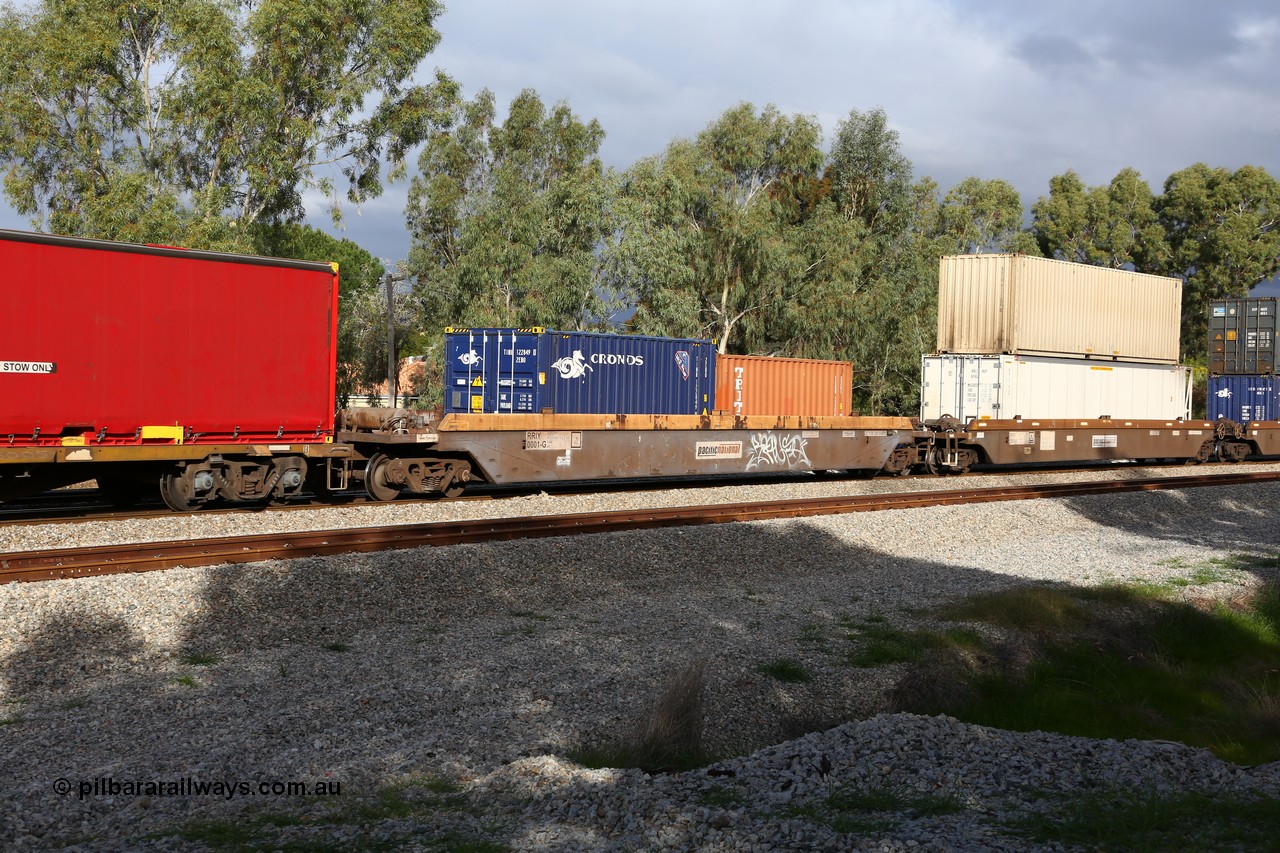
[0, 0, 455, 245]
[1157, 163, 1280, 349]
[936, 177, 1036, 255]
[786, 109, 944, 414]
[405, 88, 620, 335]
[617, 102, 825, 354]
[1030, 168, 1165, 269]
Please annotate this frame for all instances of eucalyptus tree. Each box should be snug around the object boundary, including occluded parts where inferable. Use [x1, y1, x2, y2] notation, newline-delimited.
[1030, 168, 1165, 269]
[1157, 163, 1280, 350]
[615, 103, 825, 354]
[0, 0, 455, 246]
[935, 177, 1036, 255]
[799, 108, 944, 415]
[405, 88, 619, 332]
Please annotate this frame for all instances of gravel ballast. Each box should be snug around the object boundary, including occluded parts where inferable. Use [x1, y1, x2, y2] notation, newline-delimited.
[1, 467, 1279, 851]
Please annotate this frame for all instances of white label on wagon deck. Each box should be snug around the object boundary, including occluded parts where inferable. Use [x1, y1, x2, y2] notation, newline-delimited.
[1040, 431, 1056, 451]
[524, 430, 576, 450]
[864, 430, 889, 437]
[695, 441, 743, 460]
[1092, 435, 1118, 448]
[802, 430, 820, 438]
[841, 430, 858, 438]
[1, 361, 56, 373]
[1008, 431, 1036, 446]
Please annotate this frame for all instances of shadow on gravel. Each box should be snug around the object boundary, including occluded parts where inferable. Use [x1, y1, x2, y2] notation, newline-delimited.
[3, 611, 139, 696]
[3, 496, 1280, 850]
[1060, 479, 1280, 555]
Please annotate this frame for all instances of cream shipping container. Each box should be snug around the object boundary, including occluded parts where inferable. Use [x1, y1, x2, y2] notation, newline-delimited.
[936, 254, 1182, 364]
[920, 354, 1191, 422]
[714, 354, 852, 416]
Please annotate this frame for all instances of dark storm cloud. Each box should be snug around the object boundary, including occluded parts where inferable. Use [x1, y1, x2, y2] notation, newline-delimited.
[5, 0, 1280, 265]
[1013, 34, 1096, 75]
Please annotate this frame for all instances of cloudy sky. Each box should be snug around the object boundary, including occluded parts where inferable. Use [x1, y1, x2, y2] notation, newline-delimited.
[5, 0, 1279, 280]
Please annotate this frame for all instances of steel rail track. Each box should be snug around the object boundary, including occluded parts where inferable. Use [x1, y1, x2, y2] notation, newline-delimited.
[0, 460, 1251, 527]
[4, 471, 1279, 584]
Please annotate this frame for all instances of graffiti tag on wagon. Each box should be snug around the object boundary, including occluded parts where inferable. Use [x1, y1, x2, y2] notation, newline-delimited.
[746, 432, 812, 471]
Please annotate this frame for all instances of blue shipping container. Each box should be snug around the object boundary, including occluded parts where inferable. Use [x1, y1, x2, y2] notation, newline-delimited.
[443, 328, 716, 415]
[1207, 375, 1279, 422]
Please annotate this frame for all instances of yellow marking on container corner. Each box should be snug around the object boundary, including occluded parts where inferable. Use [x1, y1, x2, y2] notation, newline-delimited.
[446, 326, 545, 334]
[141, 425, 185, 444]
[1090, 366, 1114, 371]
[60, 436, 86, 446]
[329, 262, 340, 273]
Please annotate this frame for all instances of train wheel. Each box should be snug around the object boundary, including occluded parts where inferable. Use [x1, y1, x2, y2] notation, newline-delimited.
[440, 461, 473, 498]
[159, 470, 200, 512]
[1189, 440, 1214, 464]
[365, 454, 402, 502]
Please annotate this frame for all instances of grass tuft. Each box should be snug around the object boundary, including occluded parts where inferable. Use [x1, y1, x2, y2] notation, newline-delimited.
[755, 658, 812, 683]
[781, 783, 965, 835]
[882, 577, 1280, 765]
[1005, 789, 1280, 851]
[570, 660, 714, 773]
[156, 776, 505, 851]
[178, 650, 221, 666]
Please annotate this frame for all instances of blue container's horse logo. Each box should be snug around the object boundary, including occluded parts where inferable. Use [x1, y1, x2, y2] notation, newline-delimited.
[552, 350, 593, 379]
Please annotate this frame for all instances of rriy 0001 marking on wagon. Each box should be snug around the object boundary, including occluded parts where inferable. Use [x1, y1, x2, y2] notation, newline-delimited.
[959, 419, 1219, 465]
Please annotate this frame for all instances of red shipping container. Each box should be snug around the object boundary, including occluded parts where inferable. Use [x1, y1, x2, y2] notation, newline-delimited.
[0, 230, 338, 447]
[715, 354, 852, 417]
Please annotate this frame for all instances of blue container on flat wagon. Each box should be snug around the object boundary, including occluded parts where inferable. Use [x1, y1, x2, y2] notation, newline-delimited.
[443, 327, 716, 415]
[1207, 375, 1280, 423]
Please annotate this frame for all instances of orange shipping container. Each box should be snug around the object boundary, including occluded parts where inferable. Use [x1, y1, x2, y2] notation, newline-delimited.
[715, 354, 852, 416]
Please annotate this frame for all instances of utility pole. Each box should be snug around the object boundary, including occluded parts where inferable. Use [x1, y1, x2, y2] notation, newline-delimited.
[383, 271, 411, 409]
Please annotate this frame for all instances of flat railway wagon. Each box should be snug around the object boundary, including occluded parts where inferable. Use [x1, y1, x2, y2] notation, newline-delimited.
[334, 411, 920, 501]
[915, 415, 1265, 474]
[0, 230, 350, 510]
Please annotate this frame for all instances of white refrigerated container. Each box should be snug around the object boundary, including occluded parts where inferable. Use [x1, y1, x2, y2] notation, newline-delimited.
[920, 354, 1191, 422]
